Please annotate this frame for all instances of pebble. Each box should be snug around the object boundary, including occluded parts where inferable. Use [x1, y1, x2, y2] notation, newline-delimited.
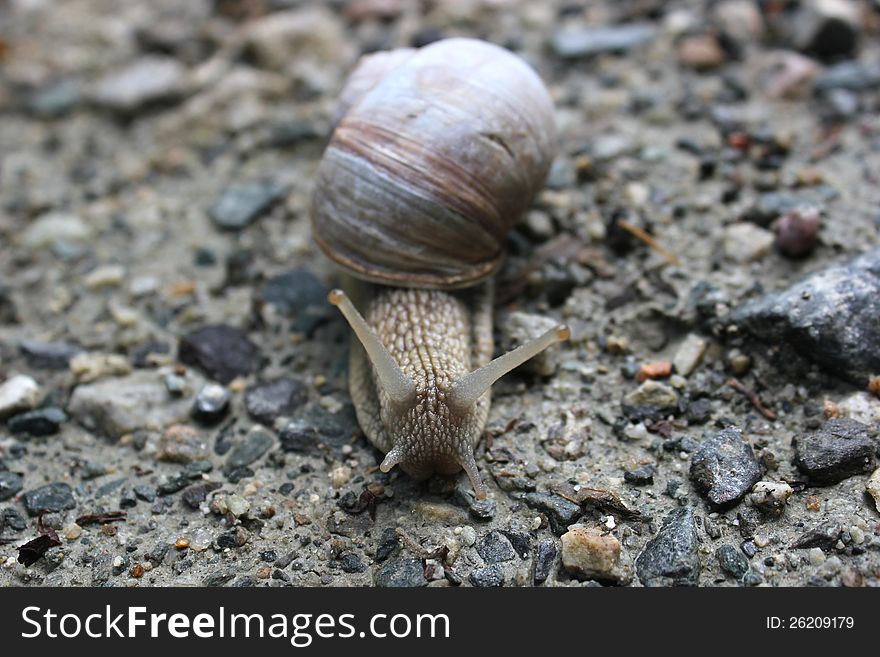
[790, 0, 859, 60]
[62, 523, 82, 540]
[673, 334, 707, 376]
[552, 23, 656, 58]
[690, 427, 763, 509]
[21, 213, 92, 250]
[793, 418, 876, 485]
[716, 544, 749, 579]
[0, 375, 41, 419]
[814, 60, 880, 93]
[623, 422, 649, 441]
[83, 265, 126, 289]
[808, 547, 825, 566]
[748, 481, 793, 517]
[867, 469, 880, 513]
[224, 426, 274, 474]
[178, 325, 262, 384]
[182, 482, 222, 510]
[329, 465, 352, 489]
[245, 378, 308, 425]
[92, 56, 186, 113]
[18, 340, 82, 370]
[623, 464, 655, 485]
[209, 183, 287, 231]
[191, 383, 231, 425]
[374, 558, 427, 587]
[256, 268, 331, 335]
[70, 352, 132, 383]
[1, 508, 26, 531]
[635, 507, 701, 586]
[22, 482, 76, 516]
[561, 527, 633, 585]
[775, 207, 820, 258]
[522, 492, 583, 534]
[156, 424, 210, 464]
[68, 370, 194, 439]
[723, 222, 775, 262]
[468, 564, 504, 587]
[477, 531, 517, 564]
[0, 472, 24, 502]
[533, 539, 557, 585]
[460, 526, 477, 547]
[731, 248, 880, 385]
[7, 407, 67, 437]
[622, 380, 679, 419]
[677, 34, 726, 70]
[792, 521, 842, 550]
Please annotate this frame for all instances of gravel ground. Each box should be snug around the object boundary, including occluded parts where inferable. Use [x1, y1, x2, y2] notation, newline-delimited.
[1, 0, 879, 588]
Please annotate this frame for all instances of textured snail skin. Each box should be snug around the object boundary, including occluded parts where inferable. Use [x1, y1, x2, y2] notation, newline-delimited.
[348, 282, 493, 485]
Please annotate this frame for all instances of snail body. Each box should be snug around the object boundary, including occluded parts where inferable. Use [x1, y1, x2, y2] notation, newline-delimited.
[312, 38, 567, 498]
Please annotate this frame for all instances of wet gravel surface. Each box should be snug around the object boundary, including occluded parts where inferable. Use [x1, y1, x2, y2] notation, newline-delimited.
[1, 0, 879, 587]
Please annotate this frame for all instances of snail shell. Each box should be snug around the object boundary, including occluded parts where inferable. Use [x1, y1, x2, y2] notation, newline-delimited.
[311, 38, 556, 289]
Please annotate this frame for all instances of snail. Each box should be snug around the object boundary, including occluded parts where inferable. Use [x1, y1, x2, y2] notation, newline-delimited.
[311, 38, 568, 499]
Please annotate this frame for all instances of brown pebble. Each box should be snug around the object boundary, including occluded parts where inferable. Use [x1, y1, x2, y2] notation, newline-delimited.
[823, 399, 840, 418]
[677, 34, 725, 70]
[101, 524, 117, 536]
[775, 207, 820, 258]
[840, 568, 863, 587]
[175, 537, 190, 550]
[257, 566, 271, 579]
[637, 361, 672, 382]
[805, 495, 821, 512]
[130, 563, 145, 578]
[868, 376, 880, 398]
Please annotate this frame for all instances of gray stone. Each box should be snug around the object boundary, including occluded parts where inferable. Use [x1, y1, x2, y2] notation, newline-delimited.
[533, 539, 557, 585]
[92, 56, 185, 112]
[522, 492, 582, 534]
[178, 325, 262, 384]
[476, 531, 517, 564]
[552, 23, 656, 58]
[468, 563, 504, 587]
[716, 544, 749, 579]
[730, 248, 880, 385]
[256, 267, 331, 335]
[690, 428, 763, 509]
[22, 483, 75, 516]
[0, 472, 24, 502]
[793, 418, 876, 485]
[636, 507, 701, 586]
[191, 383, 230, 425]
[374, 558, 426, 587]
[225, 426, 275, 473]
[245, 378, 308, 425]
[209, 182, 287, 231]
[68, 370, 193, 439]
[7, 407, 67, 437]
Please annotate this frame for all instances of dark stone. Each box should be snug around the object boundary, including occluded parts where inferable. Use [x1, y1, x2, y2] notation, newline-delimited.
[22, 483, 75, 516]
[469, 498, 497, 521]
[216, 527, 249, 549]
[339, 553, 366, 573]
[79, 461, 108, 480]
[687, 398, 713, 424]
[94, 478, 126, 498]
[793, 419, 876, 485]
[730, 248, 880, 385]
[741, 192, 804, 226]
[182, 482, 221, 509]
[245, 378, 308, 425]
[208, 182, 286, 231]
[741, 540, 758, 558]
[690, 427, 763, 509]
[635, 507, 701, 587]
[624, 464, 656, 486]
[272, 569, 291, 583]
[374, 558, 426, 587]
[278, 424, 318, 453]
[224, 428, 274, 474]
[158, 474, 193, 496]
[476, 531, 516, 564]
[275, 551, 296, 569]
[119, 489, 137, 509]
[533, 539, 557, 585]
[266, 120, 320, 147]
[522, 492, 582, 534]
[791, 522, 842, 550]
[225, 466, 254, 483]
[500, 530, 532, 558]
[203, 572, 236, 587]
[717, 544, 749, 579]
[256, 268, 331, 335]
[279, 482, 295, 496]
[469, 564, 504, 587]
[191, 384, 231, 425]
[376, 527, 399, 562]
[0, 471, 23, 501]
[552, 23, 656, 58]
[2, 507, 27, 531]
[19, 340, 82, 369]
[279, 403, 358, 452]
[259, 550, 277, 562]
[178, 325, 262, 384]
[7, 407, 67, 436]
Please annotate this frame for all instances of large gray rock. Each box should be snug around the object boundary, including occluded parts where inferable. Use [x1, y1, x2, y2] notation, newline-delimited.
[68, 370, 194, 439]
[636, 507, 701, 587]
[690, 428, 763, 509]
[730, 248, 880, 385]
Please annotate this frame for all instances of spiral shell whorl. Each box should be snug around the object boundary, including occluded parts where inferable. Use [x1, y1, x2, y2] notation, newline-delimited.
[311, 38, 556, 289]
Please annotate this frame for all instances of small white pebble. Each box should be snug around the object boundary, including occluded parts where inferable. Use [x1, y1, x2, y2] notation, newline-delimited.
[808, 547, 825, 566]
[460, 526, 477, 547]
[849, 526, 865, 545]
[112, 556, 124, 568]
[604, 515, 616, 530]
